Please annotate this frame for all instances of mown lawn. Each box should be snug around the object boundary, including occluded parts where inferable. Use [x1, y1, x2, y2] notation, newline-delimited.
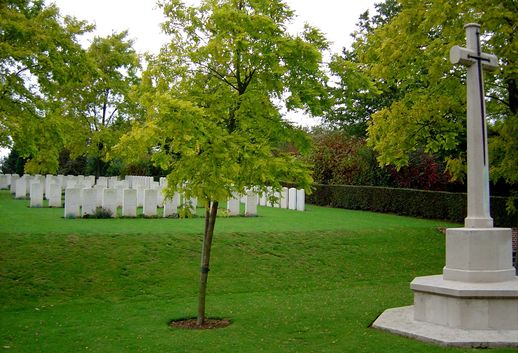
[0, 190, 514, 352]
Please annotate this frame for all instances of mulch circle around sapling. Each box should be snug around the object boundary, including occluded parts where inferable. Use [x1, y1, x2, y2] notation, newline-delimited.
[169, 318, 231, 330]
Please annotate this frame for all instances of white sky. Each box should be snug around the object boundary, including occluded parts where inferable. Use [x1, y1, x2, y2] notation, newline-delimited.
[1, 0, 378, 159]
[51, 0, 377, 56]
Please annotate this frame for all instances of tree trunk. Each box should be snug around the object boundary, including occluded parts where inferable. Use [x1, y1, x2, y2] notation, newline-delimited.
[95, 142, 103, 179]
[508, 77, 517, 114]
[196, 200, 219, 326]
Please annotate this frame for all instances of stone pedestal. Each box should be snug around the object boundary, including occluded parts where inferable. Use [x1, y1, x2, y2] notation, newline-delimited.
[373, 227, 518, 348]
[444, 228, 515, 282]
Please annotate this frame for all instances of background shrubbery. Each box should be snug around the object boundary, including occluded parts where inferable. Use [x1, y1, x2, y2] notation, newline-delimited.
[308, 184, 517, 227]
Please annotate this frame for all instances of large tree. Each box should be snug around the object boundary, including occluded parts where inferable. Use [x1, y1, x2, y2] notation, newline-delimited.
[65, 31, 141, 178]
[116, 0, 328, 326]
[329, 0, 517, 185]
[326, 0, 401, 136]
[0, 0, 92, 173]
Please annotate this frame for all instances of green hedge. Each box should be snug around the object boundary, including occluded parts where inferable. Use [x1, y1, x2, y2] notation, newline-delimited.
[307, 184, 517, 228]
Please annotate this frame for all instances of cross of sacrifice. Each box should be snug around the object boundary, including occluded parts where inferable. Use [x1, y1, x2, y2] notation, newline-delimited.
[450, 23, 498, 229]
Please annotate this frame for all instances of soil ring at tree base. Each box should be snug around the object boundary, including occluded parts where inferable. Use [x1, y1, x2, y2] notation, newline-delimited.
[169, 318, 231, 330]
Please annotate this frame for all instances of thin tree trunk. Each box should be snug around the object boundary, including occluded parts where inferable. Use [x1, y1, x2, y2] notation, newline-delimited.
[196, 200, 219, 326]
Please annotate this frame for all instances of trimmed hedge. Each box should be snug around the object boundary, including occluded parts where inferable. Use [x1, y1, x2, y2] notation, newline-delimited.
[307, 184, 517, 228]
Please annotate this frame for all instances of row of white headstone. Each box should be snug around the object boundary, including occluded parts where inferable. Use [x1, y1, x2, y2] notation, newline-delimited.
[1, 173, 305, 218]
[0, 174, 166, 198]
[63, 187, 197, 218]
[227, 187, 305, 215]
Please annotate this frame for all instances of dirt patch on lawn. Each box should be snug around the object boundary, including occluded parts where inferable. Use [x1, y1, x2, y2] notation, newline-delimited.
[169, 318, 231, 330]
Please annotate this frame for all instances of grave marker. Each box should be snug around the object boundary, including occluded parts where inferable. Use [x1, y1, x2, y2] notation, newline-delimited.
[296, 189, 305, 211]
[15, 178, 27, 199]
[82, 188, 97, 216]
[143, 189, 158, 216]
[163, 192, 180, 217]
[288, 188, 296, 210]
[48, 183, 62, 208]
[102, 189, 118, 218]
[245, 191, 258, 216]
[29, 182, 43, 207]
[122, 189, 137, 217]
[227, 193, 240, 216]
[64, 188, 81, 218]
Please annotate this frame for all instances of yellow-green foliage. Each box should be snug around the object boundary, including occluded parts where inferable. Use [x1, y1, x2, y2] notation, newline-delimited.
[336, 0, 517, 182]
[116, 0, 330, 205]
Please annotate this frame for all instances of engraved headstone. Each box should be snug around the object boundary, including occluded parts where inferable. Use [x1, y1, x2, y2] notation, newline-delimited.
[30, 182, 43, 207]
[64, 188, 81, 218]
[122, 188, 137, 217]
[102, 188, 118, 218]
[82, 188, 97, 216]
[143, 189, 158, 216]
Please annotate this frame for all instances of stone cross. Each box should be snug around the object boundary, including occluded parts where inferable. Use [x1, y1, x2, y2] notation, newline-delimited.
[450, 23, 498, 228]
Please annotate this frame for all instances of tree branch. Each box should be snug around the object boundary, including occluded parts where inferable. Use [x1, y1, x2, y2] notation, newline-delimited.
[205, 65, 239, 91]
[487, 95, 510, 107]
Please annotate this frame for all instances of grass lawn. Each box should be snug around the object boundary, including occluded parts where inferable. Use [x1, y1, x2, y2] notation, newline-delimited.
[0, 190, 514, 352]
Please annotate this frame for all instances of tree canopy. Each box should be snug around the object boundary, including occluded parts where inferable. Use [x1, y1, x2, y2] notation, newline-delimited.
[118, 0, 329, 202]
[1, 0, 92, 173]
[327, 0, 517, 185]
[1, 1, 141, 175]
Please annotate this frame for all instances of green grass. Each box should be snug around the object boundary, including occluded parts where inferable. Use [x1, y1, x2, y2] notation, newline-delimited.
[0, 190, 514, 352]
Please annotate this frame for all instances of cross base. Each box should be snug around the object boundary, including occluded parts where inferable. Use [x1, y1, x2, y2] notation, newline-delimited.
[373, 305, 518, 348]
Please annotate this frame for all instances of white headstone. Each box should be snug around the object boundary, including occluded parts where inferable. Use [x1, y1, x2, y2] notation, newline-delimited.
[48, 183, 62, 208]
[163, 192, 180, 217]
[102, 188, 118, 218]
[259, 193, 267, 206]
[107, 176, 119, 188]
[245, 191, 258, 216]
[143, 189, 158, 216]
[159, 177, 167, 187]
[82, 188, 97, 216]
[280, 187, 288, 209]
[66, 176, 77, 189]
[93, 185, 105, 207]
[96, 177, 108, 188]
[44, 175, 54, 199]
[296, 189, 305, 211]
[29, 182, 43, 207]
[122, 188, 137, 217]
[288, 188, 297, 210]
[190, 197, 198, 214]
[136, 187, 145, 208]
[64, 188, 81, 218]
[273, 191, 281, 208]
[227, 193, 241, 216]
[15, 178, 27, 199]
[10, 174, 20, 194]
[86, 176, 96, 188]
[114, 187, 124, 208]
[56, 175, 65, 189]
[0, 174, 9, 189]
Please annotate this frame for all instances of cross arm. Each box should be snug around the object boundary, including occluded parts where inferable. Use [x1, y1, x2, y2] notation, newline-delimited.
[450, 45, 498, 71]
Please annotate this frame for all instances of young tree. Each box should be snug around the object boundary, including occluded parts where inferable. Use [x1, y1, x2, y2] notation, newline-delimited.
[116, 0, 329, 326]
